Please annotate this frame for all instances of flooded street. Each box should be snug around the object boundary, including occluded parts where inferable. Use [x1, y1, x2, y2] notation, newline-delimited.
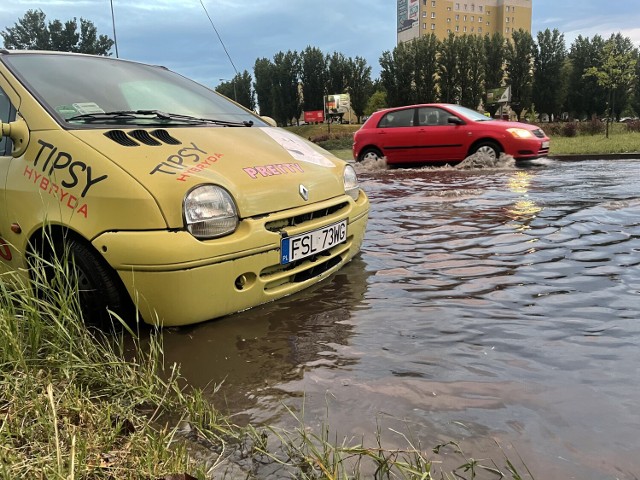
[162, 158, 640, 479]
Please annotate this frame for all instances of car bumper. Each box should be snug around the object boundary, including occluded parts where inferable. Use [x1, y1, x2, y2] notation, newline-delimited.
[92, 192, 369, 326]
[511, 138, 550, 160]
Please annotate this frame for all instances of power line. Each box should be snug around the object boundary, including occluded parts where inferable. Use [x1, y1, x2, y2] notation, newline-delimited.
[200, 0, 239, 83]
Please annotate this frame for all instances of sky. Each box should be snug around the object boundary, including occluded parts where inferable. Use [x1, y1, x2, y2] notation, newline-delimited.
[1, 0, 640, 88]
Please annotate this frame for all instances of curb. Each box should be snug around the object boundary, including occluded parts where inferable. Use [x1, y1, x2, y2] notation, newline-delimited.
[548, 153, 640, 161]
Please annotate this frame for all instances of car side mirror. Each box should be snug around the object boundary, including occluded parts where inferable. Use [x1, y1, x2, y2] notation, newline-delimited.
[260, 116, 277, 127]
[447, 116, 463, 125]
[0, 116, 29, 157]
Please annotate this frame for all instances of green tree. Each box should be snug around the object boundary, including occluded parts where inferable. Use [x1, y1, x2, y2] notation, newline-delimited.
[438, 33, 460, 103]
[483, 32, 506, 116]
[216, 70, 255, 111]
[505, 29, 535, 120]
[584, 33, 637, 136]
[1, 9, 113, 55]
[379, 42, 414, 107]
[346, 56, 373, 123]
[566, 35, 606, 119]
[300, 46, 327, 111]
[533, 29, 567, 120]
[364, 90, 387, 116]
[458, 35, 485, 108]
[271, 50, 301, 126]
[253, 57, 275, 117]
[412, 34, 439, 103]
[326, 52, 349, 94]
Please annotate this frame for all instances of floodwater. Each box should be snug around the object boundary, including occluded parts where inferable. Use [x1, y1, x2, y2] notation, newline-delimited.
[161, 158, 640, 479]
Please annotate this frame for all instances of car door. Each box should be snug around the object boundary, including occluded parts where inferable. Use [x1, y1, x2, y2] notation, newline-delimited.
[414, 107, 468, 162]
[375, 107, 417, 163]
[0, 84, 19, 274]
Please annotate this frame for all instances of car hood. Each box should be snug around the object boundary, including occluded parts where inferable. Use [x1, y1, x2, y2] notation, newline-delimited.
[478, 119, 542, 131]
[69, 126, 346, 227]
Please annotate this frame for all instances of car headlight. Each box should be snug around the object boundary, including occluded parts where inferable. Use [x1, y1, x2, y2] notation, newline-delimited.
[183, 185, 238, 239]
[506, 128, 535, 139]
[343, 164, 360, 201]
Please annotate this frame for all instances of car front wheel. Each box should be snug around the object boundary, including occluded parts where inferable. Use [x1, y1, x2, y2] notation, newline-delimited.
[358, 147, 383, 163]
[471, 141, 500, 161]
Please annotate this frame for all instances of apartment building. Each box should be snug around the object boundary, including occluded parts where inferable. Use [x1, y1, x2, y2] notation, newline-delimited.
[397, 0, 532, 43]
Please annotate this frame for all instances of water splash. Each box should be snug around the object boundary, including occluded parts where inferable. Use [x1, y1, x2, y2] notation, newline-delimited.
[454, 152, 516, 170]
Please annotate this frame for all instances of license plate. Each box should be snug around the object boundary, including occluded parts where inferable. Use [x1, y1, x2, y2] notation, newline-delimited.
[542, 141, 550, 149]
[280, 220, 347, 265]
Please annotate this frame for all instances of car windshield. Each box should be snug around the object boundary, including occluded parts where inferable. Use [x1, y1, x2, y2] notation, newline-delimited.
[2, 53, 266, 127]
[445, 104, 492, 122]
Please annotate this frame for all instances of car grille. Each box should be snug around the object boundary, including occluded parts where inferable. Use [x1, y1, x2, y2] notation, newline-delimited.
[532, 128, 546, 138]
[259, 198, 354, 291]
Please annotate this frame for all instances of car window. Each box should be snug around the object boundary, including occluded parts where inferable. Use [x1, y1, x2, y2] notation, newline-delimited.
[0, 87, 16, 156]
[417, 107, 451, 126]
[379, 108, 414, 128]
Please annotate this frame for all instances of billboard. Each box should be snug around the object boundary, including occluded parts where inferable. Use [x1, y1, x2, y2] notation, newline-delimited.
[304, 110, 324, 123]
[397, 0, 419, 42]
[324, 93, 352, 122]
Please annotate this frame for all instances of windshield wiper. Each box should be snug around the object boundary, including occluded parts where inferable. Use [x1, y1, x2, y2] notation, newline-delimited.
[66, 109, 253, 127]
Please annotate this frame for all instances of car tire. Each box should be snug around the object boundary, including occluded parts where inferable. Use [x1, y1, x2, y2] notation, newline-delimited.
[33, 236, 133, 330]
[471, 141, 500, 161]
[358, 147, 383, 163]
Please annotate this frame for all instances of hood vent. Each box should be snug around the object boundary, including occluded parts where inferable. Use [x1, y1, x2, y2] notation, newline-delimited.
[104, 129, 182, 147]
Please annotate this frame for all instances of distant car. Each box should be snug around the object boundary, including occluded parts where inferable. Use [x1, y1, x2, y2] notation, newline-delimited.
[0, 50, 369, 327]
[353, 103, 550, 165]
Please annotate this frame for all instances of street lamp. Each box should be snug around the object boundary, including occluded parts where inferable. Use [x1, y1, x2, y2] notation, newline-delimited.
[219, 78, 237, 103]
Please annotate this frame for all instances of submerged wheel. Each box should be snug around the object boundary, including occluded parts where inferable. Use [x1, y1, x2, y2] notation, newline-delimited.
[358, 147, 383, 163]
[31, 235, 133, 330]
[471, 141, 500, 161]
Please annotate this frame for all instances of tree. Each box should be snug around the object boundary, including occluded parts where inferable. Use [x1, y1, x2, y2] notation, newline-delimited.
[483, 32, 505, 116]
[1, 9, 113, 55]
[438, 33, 461, 103]
[584, 33, 637, 137]
[566, 35, 607, 119]
[253, 57, 275, 117]
[216, 70, 255, 111]
[379, 42, 414, 107]
[365, 90, 387, 116]
[533, 29, 567, 120]
[346, 56, 372, 123]
[504, 29, 535, 120]
[458, 35, 485, 108]
[326, 52, 349, 94]
[412, 34, 439, 104]
[271, 50, 301, 126]
[300, 46, 327, 112]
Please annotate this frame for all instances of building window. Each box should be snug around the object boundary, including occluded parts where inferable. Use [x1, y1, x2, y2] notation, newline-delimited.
[463, 26, 467, 32]
[423, 22, 427, 29]
[422, 11, 427, 17]
[478, 5, 483, 12]
[464, 15, 467, 21]
[431, 23, 436, 29]
[506, 6, 510, 12]
[447, 17, 451, 22]
[478, 26, 482, 33]
[478, 16, 482, 22]
[506, 27, 510, 33]
[431, 12, 436, 18]
[432, 0, 436, 6]
[506, 17, 510, 23]
[455, 25, 459, 31]
[455, 3, 460, 10]
[447, 28, 451, 33]
[470, 15, 474, 21]
[447, 6, 452, 10]
[455, 14, 459, 20]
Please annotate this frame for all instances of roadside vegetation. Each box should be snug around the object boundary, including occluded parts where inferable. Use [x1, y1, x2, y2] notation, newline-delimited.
[1, 251, 536, 478]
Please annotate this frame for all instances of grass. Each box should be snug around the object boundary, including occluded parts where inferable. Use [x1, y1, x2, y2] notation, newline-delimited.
[286, 121, 640, 159]
[0, 248, 536, 478]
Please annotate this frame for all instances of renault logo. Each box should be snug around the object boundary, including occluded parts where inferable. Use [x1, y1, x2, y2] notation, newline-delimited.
[299, 184, 309, 201]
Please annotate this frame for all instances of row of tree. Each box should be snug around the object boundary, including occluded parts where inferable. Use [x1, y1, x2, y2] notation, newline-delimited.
[3, 10, 639, 125]
[228, 29, 639, 125]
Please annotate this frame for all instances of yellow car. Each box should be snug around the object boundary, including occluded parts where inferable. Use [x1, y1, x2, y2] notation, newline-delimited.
[0, 51, 369, 327]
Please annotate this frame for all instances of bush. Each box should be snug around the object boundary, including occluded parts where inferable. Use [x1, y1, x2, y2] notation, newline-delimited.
[626, 120, 640, 133]
[579, 117, 606, 135]
[561, 122, 578, 137]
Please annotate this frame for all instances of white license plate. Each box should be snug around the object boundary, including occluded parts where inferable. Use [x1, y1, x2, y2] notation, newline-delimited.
[280, 220, 347, 265]
[542, 141, 550, 149]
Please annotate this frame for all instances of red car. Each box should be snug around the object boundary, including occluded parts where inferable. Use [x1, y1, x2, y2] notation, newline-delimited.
[353, 103, 550, 165]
